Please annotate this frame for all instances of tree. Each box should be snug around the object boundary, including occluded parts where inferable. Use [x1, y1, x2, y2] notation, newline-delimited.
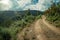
[45, 2, 60, 27]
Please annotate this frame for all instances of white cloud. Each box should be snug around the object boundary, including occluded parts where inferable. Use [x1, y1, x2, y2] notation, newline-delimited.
[0, 0, 60, 11]
[0, 0, 12, 11]
[24, 0, 52, 11]
[17, 0, 31, 8]
[24, 4, 43, 11]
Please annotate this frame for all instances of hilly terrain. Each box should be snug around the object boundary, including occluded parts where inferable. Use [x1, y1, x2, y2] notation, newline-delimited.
[0, 10, 42, 40]
[0, 10, 43, 27]
[0, 2, 60, 40]
[17, 15, 60, 40]
[44, 2, 60, 27]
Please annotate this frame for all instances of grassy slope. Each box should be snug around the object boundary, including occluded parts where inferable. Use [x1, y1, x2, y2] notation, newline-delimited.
[0, 10, 42, 40]
[45, 2, 60, 27]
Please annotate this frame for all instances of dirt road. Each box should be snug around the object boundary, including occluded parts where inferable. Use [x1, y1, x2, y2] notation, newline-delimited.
[33, 19, 47, 40]
[42, 15, 60, 34]
[17, 15, 60, 40]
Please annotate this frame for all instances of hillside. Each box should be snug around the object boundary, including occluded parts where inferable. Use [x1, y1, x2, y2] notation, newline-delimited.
[0, 10, 43, 27]
[44, 2, 60, 27]
[0, 10, 42, 40]
[0, 2, 60, 40]
[17, 2, 60, 40]
[17, 15, 60, 40]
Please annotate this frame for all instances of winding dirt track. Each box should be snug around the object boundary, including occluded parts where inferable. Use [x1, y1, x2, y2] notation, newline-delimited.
[17, 15, 60, 40]
[33, 19, 47, 40]
[42, 15, 60, 34]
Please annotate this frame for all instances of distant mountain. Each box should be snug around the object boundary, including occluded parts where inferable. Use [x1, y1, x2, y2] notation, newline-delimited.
[0, 10, 43, 27]
[0, 10, 43, 17]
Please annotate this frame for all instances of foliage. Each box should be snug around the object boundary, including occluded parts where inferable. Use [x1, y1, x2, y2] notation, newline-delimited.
[45, 2, 60, 27]
[0, 10, 42, 40]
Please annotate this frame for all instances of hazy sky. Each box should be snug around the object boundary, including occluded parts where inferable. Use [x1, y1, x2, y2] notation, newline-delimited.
[0, 0, 60, 11]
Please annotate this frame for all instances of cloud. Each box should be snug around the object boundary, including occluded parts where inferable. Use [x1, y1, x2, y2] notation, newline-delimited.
[0, 0, 12, 11]
[0, 0, 60, 11]
[17, 0, 31, 8]
[31, 0, 38, 4]
[23, 0, 52, 11]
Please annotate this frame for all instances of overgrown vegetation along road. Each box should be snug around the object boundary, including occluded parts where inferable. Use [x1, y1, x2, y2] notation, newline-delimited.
[42, 15, 60, 34]
[17, 15, 60, 40]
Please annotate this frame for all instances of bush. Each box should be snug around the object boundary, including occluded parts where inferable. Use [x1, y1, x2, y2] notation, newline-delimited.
[45, 2, 60, 27]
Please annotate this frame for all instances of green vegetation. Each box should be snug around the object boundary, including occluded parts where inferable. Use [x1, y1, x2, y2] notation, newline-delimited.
[0, 10, 42, 40]
[44, 2, 60, 27]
